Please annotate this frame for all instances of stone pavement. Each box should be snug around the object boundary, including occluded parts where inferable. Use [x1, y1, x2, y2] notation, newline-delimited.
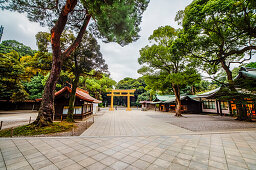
[1, 110, 256, 170]
[1, 132, 256, 170]
[81, 110, 191, 136]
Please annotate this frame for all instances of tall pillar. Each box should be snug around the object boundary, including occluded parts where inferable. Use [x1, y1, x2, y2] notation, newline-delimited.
[109, 92, 114, 111]
[126, 94, 132, 111]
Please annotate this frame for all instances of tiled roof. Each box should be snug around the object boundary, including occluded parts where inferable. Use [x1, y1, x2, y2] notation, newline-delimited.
[37, 86, 102, 103]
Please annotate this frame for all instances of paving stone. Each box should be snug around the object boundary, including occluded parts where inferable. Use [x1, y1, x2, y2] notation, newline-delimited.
[16, 165, 33, 170]
[87, 162, 106, 170]
[100, 157, 117, 166]
[140, 154, 156, 163]
[122, 155, 138, 164]
[5, 156, 26, 166]
[129, 151, 144, 159]
[112, 152, 126, 159]
[6, 160, 30, 170]
[31, 159, 53, 169]
[189, 161, 208, 170]
[39, 164, 59, 170]
[153, 158, 171, 168]
[77, 157, 96, 167]
[172, 157, 190, 167]
[132, 159, 150, 169]
[55, 158, 76, 169]
[110, 161, 129, 170]
[125, 165, 140, 170]
[91, 153, 107, 161]
[169, 163, 188, 170]
[209, 160, 228, 170]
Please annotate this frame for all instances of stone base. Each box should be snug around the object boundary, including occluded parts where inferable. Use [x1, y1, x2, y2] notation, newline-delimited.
[126, 108, 132, 111]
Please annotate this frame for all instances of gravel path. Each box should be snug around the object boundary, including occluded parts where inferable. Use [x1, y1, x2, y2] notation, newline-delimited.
[155, 114, 256, 132]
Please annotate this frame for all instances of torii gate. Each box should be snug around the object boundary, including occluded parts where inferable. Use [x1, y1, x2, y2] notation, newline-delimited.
[107, 89, 136, 111]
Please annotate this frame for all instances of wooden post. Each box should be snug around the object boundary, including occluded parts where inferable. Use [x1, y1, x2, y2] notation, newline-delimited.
[93, 116, 94, 123]
[126, 93, 131, 111]
[0, 121, 3, 130]
[29, 116, 31, 124]
[61, 115, 63, 121]
[110, 92, 114, 111]
[86, 121, 87, 129]
[72, 127, 74, 136]
[11, 128, 13, 137]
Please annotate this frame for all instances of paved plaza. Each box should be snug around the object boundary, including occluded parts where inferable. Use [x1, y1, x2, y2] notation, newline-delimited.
[81, 110, 191, 136]
[1, 110, 256, 170]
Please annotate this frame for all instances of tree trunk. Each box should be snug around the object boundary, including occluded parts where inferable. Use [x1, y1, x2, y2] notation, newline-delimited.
[66, 72, 80, 122]
[173, 84, 182, 117]
[220, 59, 249, 121]
[33, 0, 91, 126]
[34, 58, 62, 126]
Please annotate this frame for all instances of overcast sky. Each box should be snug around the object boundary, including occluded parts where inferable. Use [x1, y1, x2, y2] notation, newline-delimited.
[2, 0, 253, 82]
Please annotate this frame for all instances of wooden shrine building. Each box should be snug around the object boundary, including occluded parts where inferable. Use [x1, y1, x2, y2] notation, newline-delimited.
[37, 86, 101, 120]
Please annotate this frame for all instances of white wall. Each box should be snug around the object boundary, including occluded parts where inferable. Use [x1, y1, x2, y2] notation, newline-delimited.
[93, 103, 99, 114]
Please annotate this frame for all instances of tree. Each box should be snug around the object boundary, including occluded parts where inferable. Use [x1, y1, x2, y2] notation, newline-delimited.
[24, 74, 45, 100]
[0, 51, 28, 101]
[116, 77, 147, 106]
[138, 26, 201, 116]
[246, 62, 256, 68]
[64, 32, 108, 122]
[80, 73, 116, 105]
[180, 0, 256, 120]
[2, 0, 149, 126]
[0, 40, 36, 57]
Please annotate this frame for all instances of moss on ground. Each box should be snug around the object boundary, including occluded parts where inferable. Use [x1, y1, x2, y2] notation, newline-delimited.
[0, 121, 74, 137]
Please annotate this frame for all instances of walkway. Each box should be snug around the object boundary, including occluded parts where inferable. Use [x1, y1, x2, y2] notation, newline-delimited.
[1, 110, 256, 170]
[81, 110, 191, 136]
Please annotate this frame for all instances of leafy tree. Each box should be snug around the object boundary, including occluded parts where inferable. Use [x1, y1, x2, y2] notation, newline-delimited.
[246, 62, 256, 68]
[116, 77, 147, 106]
[0, 51, 28, 101]
[2, 0, 149, 126]
[180, 0, 256, 120]
[24, 74, 45, 100]
[80, 73, 116, 104]
[138, 26, 201, 116]
[0, 40, 36, 57]
[64, 32, 108, 122]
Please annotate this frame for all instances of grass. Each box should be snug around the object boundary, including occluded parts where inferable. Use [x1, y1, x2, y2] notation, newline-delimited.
[0, 121, 74, 137]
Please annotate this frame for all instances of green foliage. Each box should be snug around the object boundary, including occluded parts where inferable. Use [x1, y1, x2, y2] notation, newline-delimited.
[84, 0, 149, 46]
[2, 0, 149, 46]
[24, 74, 44, 99]
[0, 51, 28, 101]
[116, 77, 148, 105]
[180, 0, 256, 80]
[80, 73, 116, 101]
[138, 26, 201, 95]
[0, 40, 36, 57]
[246, 62, 256, 68]
[0, 121, 74, 137]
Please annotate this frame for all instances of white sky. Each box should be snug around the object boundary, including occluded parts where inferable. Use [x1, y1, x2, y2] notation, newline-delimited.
[1, 0, 254, 82]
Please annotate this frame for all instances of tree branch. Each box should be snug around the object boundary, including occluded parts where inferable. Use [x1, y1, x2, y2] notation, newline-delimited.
[51, 0, 78, 60]
[62, 13, 91, 59]
[224, 45, 256, 57]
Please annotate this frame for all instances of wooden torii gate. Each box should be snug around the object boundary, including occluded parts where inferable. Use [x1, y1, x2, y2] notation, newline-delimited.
[107, 89, 136, 111]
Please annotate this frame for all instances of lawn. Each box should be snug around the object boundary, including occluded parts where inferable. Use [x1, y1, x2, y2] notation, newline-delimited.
[0, 121, 74, 137]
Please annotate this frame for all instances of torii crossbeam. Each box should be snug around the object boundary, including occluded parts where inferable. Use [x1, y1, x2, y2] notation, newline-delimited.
[107, 89, 136, 111]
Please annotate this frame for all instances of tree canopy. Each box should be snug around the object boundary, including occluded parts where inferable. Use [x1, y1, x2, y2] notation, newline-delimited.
[138, 26, 201, 116]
